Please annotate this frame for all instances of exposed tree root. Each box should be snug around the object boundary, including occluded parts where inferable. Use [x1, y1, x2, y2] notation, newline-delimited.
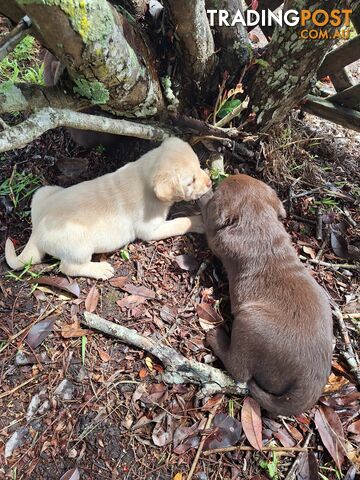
[0, 108, 171, 152]
[83, 312, 248, 398]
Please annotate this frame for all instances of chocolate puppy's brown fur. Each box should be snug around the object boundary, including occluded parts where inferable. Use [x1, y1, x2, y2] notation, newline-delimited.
[200, 175, 333, 416]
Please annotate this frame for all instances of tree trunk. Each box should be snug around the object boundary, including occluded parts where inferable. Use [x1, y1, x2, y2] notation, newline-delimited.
[246, 0, 359, 132]
[0, 0, 358, 150]
[1, 0, 164, 117]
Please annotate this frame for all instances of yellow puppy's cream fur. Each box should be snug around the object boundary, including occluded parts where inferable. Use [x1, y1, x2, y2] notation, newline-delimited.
[5, 138, 211, 279]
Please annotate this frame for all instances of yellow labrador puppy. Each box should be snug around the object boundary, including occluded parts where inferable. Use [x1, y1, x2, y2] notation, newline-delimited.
[6, 138, 211, 279]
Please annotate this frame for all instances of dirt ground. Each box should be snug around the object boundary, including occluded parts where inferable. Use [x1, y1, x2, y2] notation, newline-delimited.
[0, 110, 359, 480]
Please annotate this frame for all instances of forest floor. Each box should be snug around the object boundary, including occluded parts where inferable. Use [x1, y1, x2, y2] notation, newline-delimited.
[0, 26, 360, 480]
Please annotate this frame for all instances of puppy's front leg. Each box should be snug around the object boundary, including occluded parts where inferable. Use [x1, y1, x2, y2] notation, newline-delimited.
[150, 216, 204, 241]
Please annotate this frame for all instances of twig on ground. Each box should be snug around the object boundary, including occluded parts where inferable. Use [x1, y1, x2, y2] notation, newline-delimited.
[316, 208, 323, 241]
[316, 231, 330, 260]
[0, 374, 40, 399]
[187, 406, 219, 480]
[299, 255, 359, 271]
[0, 15, 31, 61]
[203, 445, 312, 456]
[82, 312, 248, 397]
[0, 107, 170, 152]
[292, 215, 317, 226]
[343, 208, 357, 227]
[332, 305, 360, 385]
[284, 432, 313, 480]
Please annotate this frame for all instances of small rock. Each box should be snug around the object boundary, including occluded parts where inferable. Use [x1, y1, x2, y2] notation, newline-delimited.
[26, 389, 47, 421]
[5, 427, 29, 458]
[54, 379, 75, 400]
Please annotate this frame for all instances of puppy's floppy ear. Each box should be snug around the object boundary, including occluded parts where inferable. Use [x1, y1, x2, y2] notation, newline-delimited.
[153, 171, 183, 202]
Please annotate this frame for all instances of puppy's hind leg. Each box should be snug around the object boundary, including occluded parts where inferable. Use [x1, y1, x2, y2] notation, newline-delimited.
[60, 260, 115, 280]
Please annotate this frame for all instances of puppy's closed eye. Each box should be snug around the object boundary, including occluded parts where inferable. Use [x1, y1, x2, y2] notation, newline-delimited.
[186, 175, 196, 187]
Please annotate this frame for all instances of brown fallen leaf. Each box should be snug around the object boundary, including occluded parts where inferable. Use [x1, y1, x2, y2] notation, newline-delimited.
[109, 276, 129, 288]
[202, 394, 224, 412]
[314, 406, 345, 470]
[60, 468, 80, 480]
[121, 283, 156, 299]
[203, 413, 242, 450]
[152, 413, 174, 447]
[196, 303, 223, 327]
[302, 245, 316, 259]
[241, 397, 262, 451]
[61, 319, 90, 338]
[31, 276, 80, 297]
[348, 420, 360, 434]
[26, 317, 57, 349]
[85, 285, 100, 313]
[117, 294, 146, 309]
[323, 373, 349, 394]
[273, 426, 296, 447]
[98, 349, 111, 362]
[173, 422, 200, 454]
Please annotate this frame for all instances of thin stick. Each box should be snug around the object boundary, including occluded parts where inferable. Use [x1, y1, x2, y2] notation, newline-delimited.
[0, 374, 39, 400]
[203, 445, 311, 455]
[316, 208, 323, 241]
[284, 432, 313, 480]
[332, 306, 360, 385]
[187, 408, 218, 480]
[299, 255, 359, 271]
[0, 16, 32, 61]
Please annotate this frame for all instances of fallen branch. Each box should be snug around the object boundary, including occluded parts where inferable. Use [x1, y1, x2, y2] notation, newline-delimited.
[332, 306, 360, 386]
[203, 445, 312, 456]
[299, 255, 359, 271]
[0, 107, 170, 152]
[187, 405, 218, 480]
[83, 312, 248, 397]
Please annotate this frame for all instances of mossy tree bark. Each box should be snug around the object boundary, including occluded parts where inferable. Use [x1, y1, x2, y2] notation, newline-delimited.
[0, 0, 164, 118]
[0, 0, 359, 146]
[246, 0, 360, 132]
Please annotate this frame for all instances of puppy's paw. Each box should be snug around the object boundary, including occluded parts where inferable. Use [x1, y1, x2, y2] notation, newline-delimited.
[93, 262, 115, 280]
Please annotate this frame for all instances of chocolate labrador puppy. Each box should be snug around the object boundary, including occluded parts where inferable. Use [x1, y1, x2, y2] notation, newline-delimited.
[200, 175, 333, 416]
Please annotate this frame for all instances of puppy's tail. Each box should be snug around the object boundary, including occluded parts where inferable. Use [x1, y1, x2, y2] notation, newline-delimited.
[5, 236, 43, 271]
[247, 378, 320, 417]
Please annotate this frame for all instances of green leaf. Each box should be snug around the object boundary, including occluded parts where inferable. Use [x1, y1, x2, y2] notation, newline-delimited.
[120, 249, 130, 261]
[217, 99, 241, 119]
[255, 58, 270, 68]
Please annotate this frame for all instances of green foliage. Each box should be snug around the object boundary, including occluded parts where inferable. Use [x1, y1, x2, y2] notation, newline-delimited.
[259, 453, 279, 479]
[120, 248, 130, 261]
[73, 78, 109, 104]
[210, 167, 228, 186]
[0, 35, 44, 85]
[217, 99, 242, 119]
[0, 171, 42, 217]
[255, 58, 270, 68]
